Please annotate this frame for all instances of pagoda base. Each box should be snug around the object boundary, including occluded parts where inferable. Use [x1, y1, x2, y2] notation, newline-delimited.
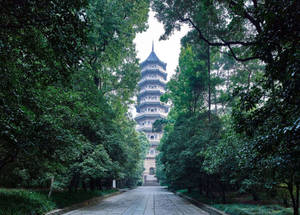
[143, 174, 159, 186]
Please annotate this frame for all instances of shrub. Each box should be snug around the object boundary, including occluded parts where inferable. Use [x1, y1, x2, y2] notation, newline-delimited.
[46, 189, 117, 208]
[213, 204, 295, 215]
[0, 189, 55, 215]
[0, 188, 117, 215]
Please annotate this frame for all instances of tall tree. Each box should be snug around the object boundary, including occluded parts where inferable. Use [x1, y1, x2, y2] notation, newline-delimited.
[153, 1, 299, 213]
[0, 0, 88, 172]
[0, 0, 150, 191]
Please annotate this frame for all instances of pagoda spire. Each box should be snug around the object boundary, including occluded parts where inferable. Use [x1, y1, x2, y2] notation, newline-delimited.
[152, 40, 154, 52]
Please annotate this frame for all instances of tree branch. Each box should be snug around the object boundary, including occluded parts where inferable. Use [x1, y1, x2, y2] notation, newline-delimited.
[179, 17, 256, 47]
[178, 16, 260, 62]
[227, 44, 259, 62]
[229, 0, 262, 33]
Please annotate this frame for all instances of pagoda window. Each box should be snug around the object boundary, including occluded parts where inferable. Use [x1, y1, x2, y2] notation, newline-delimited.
[150, 149, 155, 155]
[149, 167, 155, 175]
[150, 135, 154, 140]
[151, 109, 154, 112]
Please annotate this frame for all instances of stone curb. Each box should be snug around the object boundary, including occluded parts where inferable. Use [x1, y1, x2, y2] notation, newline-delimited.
[45, 190, 122, 215]
[175, 192, 228, 215]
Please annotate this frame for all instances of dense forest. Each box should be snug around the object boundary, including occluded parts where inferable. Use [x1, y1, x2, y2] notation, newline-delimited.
[152, 0, 299, 215]
[0, 0, 299, 214]
[0, 0, 150, 193]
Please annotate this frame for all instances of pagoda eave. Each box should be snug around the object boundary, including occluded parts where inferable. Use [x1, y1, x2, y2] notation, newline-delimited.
[141, 69, 167, 80]
[134, 113, 167, 121]
[137, 90, 163, 100]
[138, 79, 167, 88]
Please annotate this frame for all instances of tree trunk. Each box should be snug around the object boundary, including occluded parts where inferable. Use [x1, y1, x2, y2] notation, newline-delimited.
[68, 175, 76, 192]
[74, 175, 80, 191]
[82, 178, 87, 191]
[214, 90, 217, 114]
[289, 183, 300, 215]
[292, 183, 299, 215]
[251, 191, 259, 201]
[206, 178, 209, 197]
[97, 178, 103, 190]
[198, 181, 202, 195]
[207, 45, 211, 122]
[89, 178, 95, 191]
[219, 182, 226, 203]
[288, 175, 299, 215]
[48, 176, 54, 198]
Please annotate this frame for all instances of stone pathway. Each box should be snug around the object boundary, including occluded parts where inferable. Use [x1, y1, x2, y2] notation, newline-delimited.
[63, 186, 208, 215]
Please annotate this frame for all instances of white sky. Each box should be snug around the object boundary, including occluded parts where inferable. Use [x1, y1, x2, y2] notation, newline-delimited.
[134, 10, 190, 80]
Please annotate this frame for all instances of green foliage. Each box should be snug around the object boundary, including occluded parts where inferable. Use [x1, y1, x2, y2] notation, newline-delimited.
[156, 41, 223, 190]
[0, 0, 88, 175]
[0, 189, 55, 215]
[154, 0, 299, 213]
[0, 188, 118, 215]
[0, 0, 150, 192]
[46, 189, 117, 209]
[213, 204, 296, 215]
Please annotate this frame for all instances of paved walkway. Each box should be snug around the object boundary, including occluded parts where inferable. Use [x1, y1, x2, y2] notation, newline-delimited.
[64, 186, 209, 215]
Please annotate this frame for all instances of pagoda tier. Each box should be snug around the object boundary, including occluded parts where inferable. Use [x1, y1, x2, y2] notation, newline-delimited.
[141, 68, 167, 80]
[136, 102, 169, 113]
[140, 48, 166, 70]
[138, 78, 167, 88]
[138, 90, 164, 100]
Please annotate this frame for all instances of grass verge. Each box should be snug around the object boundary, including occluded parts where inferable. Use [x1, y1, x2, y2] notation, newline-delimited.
[0, 188, 117, 215]
[213, 204, 294, 215]
[177, 189, 298, 215]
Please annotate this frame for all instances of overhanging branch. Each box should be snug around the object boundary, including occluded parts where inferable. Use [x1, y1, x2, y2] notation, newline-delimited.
[179, 17, 256, 47]
[179, 16, 260, 62]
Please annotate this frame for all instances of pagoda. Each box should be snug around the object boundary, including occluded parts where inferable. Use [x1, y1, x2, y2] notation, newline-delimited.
[135, 43, 169, 185]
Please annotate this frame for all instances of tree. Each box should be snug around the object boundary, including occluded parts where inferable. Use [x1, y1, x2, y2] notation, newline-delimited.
[157, 40, 223, 194]
[0, 0, 88, 173]
[0, 0, 150, 192]
[153, 1, 299, 213]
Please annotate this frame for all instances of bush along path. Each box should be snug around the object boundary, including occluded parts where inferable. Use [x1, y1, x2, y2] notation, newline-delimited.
[176, 189, 299, 215]
[0, 188, 118, 215]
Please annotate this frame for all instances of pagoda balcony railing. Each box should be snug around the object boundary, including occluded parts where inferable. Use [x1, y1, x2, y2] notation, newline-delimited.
[148, 140, 160, 146]
[146, 154, 157, 158]
[136, 123, 165, 131]
[138, 100, 170, 107]
[136, 125, 153, 131]
[141, 66, 166, 74]
[139, 89, 165, 94]
[139, 99, 161, 104]
[138, 77, 167, 84]
[135, 112, 167, 119]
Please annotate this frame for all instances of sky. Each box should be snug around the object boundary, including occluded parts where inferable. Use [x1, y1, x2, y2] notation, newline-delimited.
[133, 10, 190, 80]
